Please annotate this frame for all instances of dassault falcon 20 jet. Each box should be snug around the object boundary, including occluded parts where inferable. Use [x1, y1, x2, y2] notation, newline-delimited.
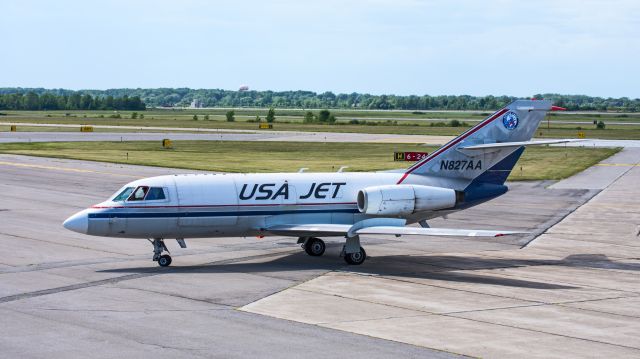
[64, 100, 570, 267]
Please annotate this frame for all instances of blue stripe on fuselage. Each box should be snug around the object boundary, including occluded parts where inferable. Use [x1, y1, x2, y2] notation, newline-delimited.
[88, 208, 359, 219]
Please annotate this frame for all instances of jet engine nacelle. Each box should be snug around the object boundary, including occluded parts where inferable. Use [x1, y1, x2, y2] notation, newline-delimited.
[357, 185, 456, 216]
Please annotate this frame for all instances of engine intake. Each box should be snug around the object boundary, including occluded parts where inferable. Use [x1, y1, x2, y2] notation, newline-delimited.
[357, 185, 456, 216]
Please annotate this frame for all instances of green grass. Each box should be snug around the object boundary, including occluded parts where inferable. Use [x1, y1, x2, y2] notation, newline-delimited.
[2, 109, 640, 139]
[0, 141, 619, 181]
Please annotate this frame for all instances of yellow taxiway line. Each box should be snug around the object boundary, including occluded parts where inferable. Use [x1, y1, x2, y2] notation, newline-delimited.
[0, 160, 139, 178]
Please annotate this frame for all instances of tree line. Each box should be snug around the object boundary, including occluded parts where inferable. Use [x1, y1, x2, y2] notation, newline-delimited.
[0, 88, 638, 112]
[0, 92, 146, 111]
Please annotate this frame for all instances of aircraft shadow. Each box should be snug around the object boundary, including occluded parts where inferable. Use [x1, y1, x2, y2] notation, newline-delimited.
[99, 251, 638, 290]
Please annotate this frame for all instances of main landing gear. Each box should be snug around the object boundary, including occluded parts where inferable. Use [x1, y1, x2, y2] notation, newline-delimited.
[342, 234, 366, 265]
[299, 237, 326, 256]
[343, 246, 367, 265]
[298, 236, 367, 265]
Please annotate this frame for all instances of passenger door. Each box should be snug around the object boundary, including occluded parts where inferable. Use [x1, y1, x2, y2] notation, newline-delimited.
[177, 175, 238, 227]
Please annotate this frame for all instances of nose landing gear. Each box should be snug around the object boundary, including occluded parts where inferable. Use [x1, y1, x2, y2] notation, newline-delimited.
[149, 238, 172, 267]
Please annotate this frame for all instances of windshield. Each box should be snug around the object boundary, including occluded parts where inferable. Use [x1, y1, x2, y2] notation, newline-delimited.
[128, 186, 149, 201]
[145, 187, 166, 200]
[112, 187, 134, 201]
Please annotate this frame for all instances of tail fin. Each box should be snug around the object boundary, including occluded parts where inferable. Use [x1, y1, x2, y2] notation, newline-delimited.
[398, 100, 552, 193]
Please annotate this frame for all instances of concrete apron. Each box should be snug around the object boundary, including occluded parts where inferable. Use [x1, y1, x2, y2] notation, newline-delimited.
[242, 148, 640, 358]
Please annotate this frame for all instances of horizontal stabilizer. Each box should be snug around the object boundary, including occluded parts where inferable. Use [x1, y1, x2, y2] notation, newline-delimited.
[458, 139, 584, 151]
[267, 224, 523, 238]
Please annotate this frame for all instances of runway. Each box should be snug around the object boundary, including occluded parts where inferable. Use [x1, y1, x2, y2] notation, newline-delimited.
[1, 150, 639, 358]
[2, 129, 640, 147]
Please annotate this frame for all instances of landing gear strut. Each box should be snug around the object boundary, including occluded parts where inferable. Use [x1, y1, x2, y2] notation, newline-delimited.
[299, 237, 326, 256]
[149, 238, 172, 267]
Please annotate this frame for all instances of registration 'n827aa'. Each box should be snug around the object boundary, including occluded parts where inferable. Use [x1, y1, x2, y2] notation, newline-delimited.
[440, 159, 482, 171]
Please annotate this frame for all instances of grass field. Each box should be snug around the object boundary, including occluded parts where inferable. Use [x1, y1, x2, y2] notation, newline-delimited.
[2, 109, 640, 139]
[0, 141, 619, 181]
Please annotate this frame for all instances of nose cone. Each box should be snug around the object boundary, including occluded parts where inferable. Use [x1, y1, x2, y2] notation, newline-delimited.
[63, 210, 89, 234]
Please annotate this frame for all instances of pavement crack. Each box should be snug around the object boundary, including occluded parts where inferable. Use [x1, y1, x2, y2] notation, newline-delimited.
[115, 286, 236, 309]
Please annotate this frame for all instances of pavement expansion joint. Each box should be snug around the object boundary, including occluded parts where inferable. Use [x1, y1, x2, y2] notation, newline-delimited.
[556, 302, 640, 320]
[442, 312, 640, 352]
[340, 270, 560, 303]
[316, 313, 432, 326]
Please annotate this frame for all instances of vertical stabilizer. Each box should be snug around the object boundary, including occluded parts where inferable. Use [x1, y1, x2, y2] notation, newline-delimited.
[398, 100, 552, 190]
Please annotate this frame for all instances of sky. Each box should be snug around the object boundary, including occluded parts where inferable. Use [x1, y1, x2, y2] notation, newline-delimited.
[1, 0, 639, 98]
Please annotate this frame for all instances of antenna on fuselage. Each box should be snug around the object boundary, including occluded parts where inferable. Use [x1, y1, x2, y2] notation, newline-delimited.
[337, 166, 349, 173]
[298, 168, 308, 173]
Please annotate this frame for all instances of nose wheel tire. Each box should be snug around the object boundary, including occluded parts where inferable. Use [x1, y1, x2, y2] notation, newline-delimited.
[304, 238, 326, 256]
[158, 254, 172, 267]
[344, 247, 366, 265]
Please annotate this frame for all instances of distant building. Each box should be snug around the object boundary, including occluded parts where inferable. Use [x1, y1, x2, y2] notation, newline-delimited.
[239, 85, 249, 92]
[190, 99, 203, 108]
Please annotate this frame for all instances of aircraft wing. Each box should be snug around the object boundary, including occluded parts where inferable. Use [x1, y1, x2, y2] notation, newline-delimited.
[266, 224, 522, 238]
[355, 226, 521, 237]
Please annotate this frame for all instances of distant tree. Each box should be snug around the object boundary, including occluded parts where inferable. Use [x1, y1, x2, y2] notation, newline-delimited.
[266, 107, 276, 123]
[255, 115, 261, 122]
[304, 111, 315, 123]
[25, 92, 39, 110]
[105, 96, 114, 109]
[226, 110, 235, 122]
[318, 109, 331, 122]
[193, 114, 198, 120]
[328, 114, 337, 123]
[596, 120, 606, 129]
[204, 114, 209, 120]
[2, 88, 640, 112]
[140, 114, 144, 119]
[131, 112, 138, 119]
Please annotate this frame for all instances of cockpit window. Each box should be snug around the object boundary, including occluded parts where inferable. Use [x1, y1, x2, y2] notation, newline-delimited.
[112, 187, 134, 202]
[128, 186, 149, 201]
[145, 187, 166, 200]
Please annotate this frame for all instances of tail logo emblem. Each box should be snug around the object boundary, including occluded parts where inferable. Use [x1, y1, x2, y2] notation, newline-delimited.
[502, 111, 519, 130]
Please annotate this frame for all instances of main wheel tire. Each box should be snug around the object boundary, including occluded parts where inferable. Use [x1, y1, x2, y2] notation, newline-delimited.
[344, 247, 367, 265]
[304, 238, 326, 256]
[158, 254, 172, 267]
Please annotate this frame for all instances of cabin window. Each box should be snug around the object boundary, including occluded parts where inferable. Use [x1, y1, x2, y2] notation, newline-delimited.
[128, 186, 149, 201]
[112, 187, 134, 202]
[145, 187, 166, 201]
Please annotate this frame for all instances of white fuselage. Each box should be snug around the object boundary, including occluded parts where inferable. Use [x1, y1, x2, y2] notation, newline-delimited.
[68, 172, 461, 239]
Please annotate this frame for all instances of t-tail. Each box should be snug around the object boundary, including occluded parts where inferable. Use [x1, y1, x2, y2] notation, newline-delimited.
[398, 100, 559, 204]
